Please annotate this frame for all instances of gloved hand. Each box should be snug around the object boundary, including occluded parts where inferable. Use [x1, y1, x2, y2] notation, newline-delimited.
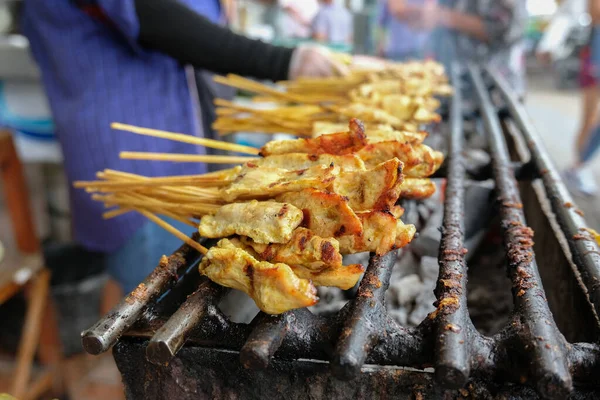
[288, 45, 350, 80]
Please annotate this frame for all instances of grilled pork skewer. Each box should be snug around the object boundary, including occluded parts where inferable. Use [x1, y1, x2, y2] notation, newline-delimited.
[259, 118, 367, 157]
[199, 238, 318, 314]
[199, 201, 303, 244]
[240, 227, 343, 270]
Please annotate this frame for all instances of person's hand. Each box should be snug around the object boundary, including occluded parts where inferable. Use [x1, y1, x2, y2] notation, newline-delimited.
[288, 45, 350, 79]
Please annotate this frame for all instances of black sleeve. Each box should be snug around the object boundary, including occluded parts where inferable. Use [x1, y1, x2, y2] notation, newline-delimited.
[134, 0, 294, 81]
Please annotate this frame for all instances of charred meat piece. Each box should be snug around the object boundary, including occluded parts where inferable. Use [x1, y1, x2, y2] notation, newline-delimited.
[277, 188, 363, 238]
[338, 210, 416, 255]
[291, 263, 365, 290]
[331, 103, 404, 127]
[221, 164, 336, 202]
[241, 227, 343, 270]
[199, 200, 303, 244]
[247, 153, 366, 173]
[367, 127, 427, 145]
[199, 239, 318, 314]
[333, 158, 403, 211]
[400, 178, 437, 199]
[260, 118, 367, 156]
[357, 140, 443, 178]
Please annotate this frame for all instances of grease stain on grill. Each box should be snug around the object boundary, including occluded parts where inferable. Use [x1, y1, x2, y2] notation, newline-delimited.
[126, 283, 148, 305]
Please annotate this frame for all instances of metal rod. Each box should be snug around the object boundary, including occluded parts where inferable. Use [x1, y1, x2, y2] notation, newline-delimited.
[240, 312, 291, 369]
[81, 236, 203, 354]
[331, 250, 397, 380]
[469, 64, 572, 399]
[485, 66, 600, 318]
[433, 63, 471, 389]
[145, 279, 227, 365]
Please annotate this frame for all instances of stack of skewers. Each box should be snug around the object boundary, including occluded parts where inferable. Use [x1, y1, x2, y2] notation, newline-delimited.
[212, 60, 452, 137]
[75, 60, 448, 315]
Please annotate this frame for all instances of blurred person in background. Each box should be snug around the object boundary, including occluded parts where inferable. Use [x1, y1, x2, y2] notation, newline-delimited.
[277, 0, 320, 39]
[311, 0, 353, 46]
[564, 0, 600, 196]
[376, 0, 430, 60]
[22, 0, 348, 309]
[537, 0, 598, 196]
[389, 0, 528, 98]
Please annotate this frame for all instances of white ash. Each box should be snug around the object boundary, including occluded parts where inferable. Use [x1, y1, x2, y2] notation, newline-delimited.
[308, 287, 348, 315]
[219, 290, 260, 324]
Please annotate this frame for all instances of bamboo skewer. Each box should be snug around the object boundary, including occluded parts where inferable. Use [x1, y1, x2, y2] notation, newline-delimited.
[75, 177, 230, 189]
[138, 210, 208, 255]
[120, 152, 258, 164]
[103, 208, 131, 219]
[97, 170, 224, 201]
[111, 122, 260, 155]
[93, 194, 220, 215]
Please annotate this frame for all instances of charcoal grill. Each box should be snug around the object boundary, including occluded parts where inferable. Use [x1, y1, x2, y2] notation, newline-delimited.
[81, 65, 600, 399]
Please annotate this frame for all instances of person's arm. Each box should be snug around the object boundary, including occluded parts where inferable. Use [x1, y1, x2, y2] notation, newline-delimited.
[134, 0, 293, 81]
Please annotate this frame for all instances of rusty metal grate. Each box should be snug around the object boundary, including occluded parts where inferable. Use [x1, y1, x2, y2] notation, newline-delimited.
[81, 64, 600, 399]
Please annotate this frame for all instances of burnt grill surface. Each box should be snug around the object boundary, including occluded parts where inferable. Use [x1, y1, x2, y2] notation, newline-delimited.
[82, 65, 600, 399]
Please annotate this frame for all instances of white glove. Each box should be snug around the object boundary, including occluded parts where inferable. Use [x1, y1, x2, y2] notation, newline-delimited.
[288, 45, 350, 80]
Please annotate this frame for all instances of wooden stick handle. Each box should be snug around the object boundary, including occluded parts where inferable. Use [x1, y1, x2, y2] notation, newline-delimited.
[111, 122, 260, 155]
[119, 151, 257, 164]
[138, 210, 208, 255]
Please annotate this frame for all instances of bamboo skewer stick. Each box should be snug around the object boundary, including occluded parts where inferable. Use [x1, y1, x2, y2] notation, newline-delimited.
[103, 208, 131, 219]
[120, 152, 258, 164]
[98, 170, 224, 201]
[138, 210, 208, 255]
[111, 122, 260, 155]
[75, 177, 230, 189]
[93, 194, 220, 215]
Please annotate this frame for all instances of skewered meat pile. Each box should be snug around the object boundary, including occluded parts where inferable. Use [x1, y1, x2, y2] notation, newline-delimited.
[212, 60, 451, 137]
[76, 118, 442, 314]
[75, 59, 448, 314]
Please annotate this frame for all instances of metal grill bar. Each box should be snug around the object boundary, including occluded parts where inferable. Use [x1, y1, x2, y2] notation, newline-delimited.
[485, 67, 600, 318]
[331, 250, 398, 380]
[146, 279, 227, 364]
[469, 64, 572, 399]
[81, 235, 203, 354]
[81, 65, 600, 399]
[240, 312, 291, 369]
[433, 63, 471, 389]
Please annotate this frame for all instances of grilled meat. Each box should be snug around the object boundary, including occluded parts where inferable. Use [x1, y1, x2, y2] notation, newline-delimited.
[260, 118, 367, 156]
[221, 164, 336, 202]
[199, 200, 303, 244]
[247, 153, 366, 173]
[199, 238, 318, 314]
[291, 263, 365, 290]
[338, 210, 416, 255]
[241, 227, 343, 270]
[400, 178, 437, 199]
[277, 188, 363, 238]
[357, 140, 443, 178]
[333, 158, 403, 211]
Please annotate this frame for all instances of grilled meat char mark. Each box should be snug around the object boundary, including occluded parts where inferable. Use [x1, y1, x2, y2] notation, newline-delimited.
[259, 118, 367, 157]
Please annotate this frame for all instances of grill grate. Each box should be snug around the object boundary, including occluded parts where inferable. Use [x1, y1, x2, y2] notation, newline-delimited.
[81, 65, 600, 399]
